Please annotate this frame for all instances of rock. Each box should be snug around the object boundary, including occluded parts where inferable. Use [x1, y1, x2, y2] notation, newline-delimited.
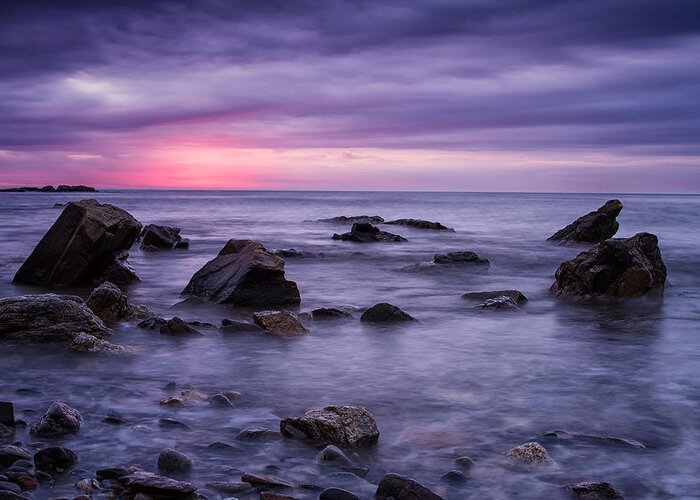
[86, 282, 131, 321]
[33, 447, 78, 473]
[548, 200, 623, 244]
[208, 393, 234, 408]
[0, 446, 31, 468]
[454, 456, 475, 470]
[69, 333, 130, 353]
[273, 249, 316, 258]
[13, 199, 141, 286]
[504, 442, 553, 468]
[159, 317, 202, 336]
[386, 219, 453, 231]
[311, 308, 352, 320]
[260, 492, 297, 500]
[158, 418, 191, 430]
[318, 215, 384, 224]
[158, 449, 193, 475]
[440, 470, 466, 483]
[205, 481, 252, 494]
[317, 445, 352, 465]
[236, 427, 280, 442]
[320, 488, 360, 500]
[206, 441, 245, 455]
[30, 402, 82, 437]
[433, 251, 489, 265]
[375, 473, 443, 500]
[0, 294, 112, 342]
[138, 315, 168, 330]
[280, 406, 379, 448]
[0, 403, 14, 427]
[360, 303, 415, 322]
[541, 430, 646, 450]
[99, 250, 140, 285]
[332, 223, 407, 243]
[551, 232, 667, 299]
[476, 296, 520, 310]
[564, 481, 624, 499]
[0, 482, 22, 495]
[240, 472, 294, 488]
[221, 319, 263, 333]
[140, 224, 189, 251]
[119, 471, 196, 497]
[182, 239, 301, 307]
[56, 185, 96, 192]
[253, 310, 308, 336]
[75, 478, 100, 495]
[96, 467, 129, 481]
[461, 290, 527, 304]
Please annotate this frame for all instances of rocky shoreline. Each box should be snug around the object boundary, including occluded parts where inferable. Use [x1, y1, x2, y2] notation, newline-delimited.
[0, 185, 97, 193]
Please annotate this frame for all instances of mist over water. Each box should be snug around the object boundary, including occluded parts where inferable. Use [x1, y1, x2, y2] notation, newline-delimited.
[1, 190, 699, 499]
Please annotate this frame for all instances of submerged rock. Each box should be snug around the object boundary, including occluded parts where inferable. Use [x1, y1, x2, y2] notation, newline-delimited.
[253, 310, 309, 336]
[69, 333, 130, 354]
[273, 248, 317, 258]
[312, 308, 353, 320]
[157, 449, 193, 475]
[0, 445, 31, 468]
[140, 224, 189, 251]
[548, 199, 623, 244]
[159, 317, 202, 337]
[86, 281, 149, 322]
[236, 427, 281, 442]
[13, 199, 141, 286]
[320, 487, 361, 500]
[360, 303, 415, 322]
[221, 319, 263, 333]
[434, 251, 489, 265]
[332, 223, 407, 243]
[462, 290, 527, 304]
[119, 470, 196, 497]
[386, 219, 454, 231]
[317, 445, 353, 465]
[318, 215, 385, 224]
[33, 446, 78, 473]
[240, 472, 295, 488]
[137, 315, 168, 330]
[551, 232, 667, 299]
[99, 250, 140, 285]
[182, 239, 301, 308]
[563, 481, 624, 499]
[541, 429, 646, 450]
[30, 401, 82, 437]
[0, 294, 112, 342]
[280, 405, 379, 448]
[375, 473, 443, 500]
[476, 296, 520, 311]
[504, 442, 553, 468]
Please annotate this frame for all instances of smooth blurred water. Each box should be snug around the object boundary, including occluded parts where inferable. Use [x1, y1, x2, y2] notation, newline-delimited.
[0, 190, 699, 499]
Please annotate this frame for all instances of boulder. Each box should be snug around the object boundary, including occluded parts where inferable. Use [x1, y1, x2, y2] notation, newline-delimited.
[563, 481, 624, 499]
[119, 471, 196, 497]
[30, 401, 82, 437]
[462, 290, 527, 304]
[434, 251, 489, 265]
[253, 310, 309, 336]
[551, 232, 667, 299]
[221, 319, 263, 333]
[140, 224, 189, 251]
[0, 294, 112, 342]
[477, 296, 520, 310]
[386, 219, 453, 231]
[13, 199, 141, 286]
[138, 315, 168, 330]
[375, 473, 443, 500]
[182, 239, 301, 307]
[332, 223, 407, 243]
[33, 447, 78, 473]
[236, 427, 281, 442]
[548, 200, 623, 244]
[69, 333, 130, 354]
[157, 449, 193, 475]
[280, 405, 379, 448]
[98, 250, 140, 285]
[159, 317, 202, 337]
[318, 215, 384, 224]
[504, 442, 553, 468]
[360, 303, 415, 322]
[312, 308, 353, 320]
[86, 282, 129, 322]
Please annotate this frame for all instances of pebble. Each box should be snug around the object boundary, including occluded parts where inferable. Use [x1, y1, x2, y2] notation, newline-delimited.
[157, 448, 194, 474]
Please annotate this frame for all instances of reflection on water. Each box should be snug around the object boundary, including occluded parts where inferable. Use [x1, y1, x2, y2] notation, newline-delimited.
[0, 191, 699, 499]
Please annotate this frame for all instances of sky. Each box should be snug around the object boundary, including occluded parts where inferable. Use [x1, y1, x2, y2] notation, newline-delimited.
[1, 0, 699, 192]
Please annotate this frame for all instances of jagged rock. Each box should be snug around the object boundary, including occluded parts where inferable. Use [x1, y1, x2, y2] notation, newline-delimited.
[332, 223, 407, 243]
[564, 481, 624, 499]
[0, 403, 14, 427]
[138, 315, 167, 330]
[280, 406, 379, 448]
[320, 487, 361, 500]
[318, 215, 384, 224]
[253, 310, 308, 336]
[119, 471, 196, 497]
[221, 319, 263, 333]
[98, 250, 140, 285]
[504, 442, 553, 467]
[386, 219, 453, 231]
[33, 447, 78, 473]
[0, 294, 112, 342]
[462, 290, 527, 304]
[140, 224, 189, 251]
[69, 333, 130, 354]
[551, 232, 667, 299]
[240, 472, 295, 488]
[312, 308, 352, 320]
[477, 296, 520, 310]
[434, 251, 489, 265]
[159, 317, 202, 337]
[157, 449, 193, 474]
[0, 446, 31, 468]
[548, 200, 623, 244]
[375, 473, 443, 500]
[13, 199, 141, 286]
[30, 401, 82, 437]
[182, 239, 301, 307]
[86, 281, 149, 322]
[236, 427, 281, 442]
[360, 303, 415, 322]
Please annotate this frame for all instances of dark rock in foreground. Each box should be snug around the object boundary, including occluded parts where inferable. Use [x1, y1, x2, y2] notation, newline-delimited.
[0, 445, 31, 467]
[462, 290, 527, 304]
[140, 224, 189, 251]
[33, 446, 78, 473]
[361, 303, 415, 322]
[0, 402, 15, 427]
[332, 223, 407, 243]
[564, 481, 624, 499]
[280, 405, 379, 448]
[30, 401, 82, 437]
[13, 199, 141, 286]
[375, 473, 443, 500]
[0, 294, 112, 342]
[320, 487, 361, 500]
[253, 310, 308, 336]
[386, 219, 454, 231]
[120, 470, 196, 497]
[434, 251, 489, 265]
[318, 215, 384, 224]
[182, 239, 301, 308]
[158, 448, 193, 474]
[552, 232, 667, 299]
[548, 199, 623, 244]
[86, 281, 150, 322]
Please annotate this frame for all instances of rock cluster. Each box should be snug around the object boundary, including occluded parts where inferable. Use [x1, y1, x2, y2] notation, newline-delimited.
[548, 199, 623, 244]
[0, 185, 96, 192]
[318, 215, 385, 224]
[280, 406, 379, 448]
[30, 401, 82, 437]
[140, 224, 189, 251]
[386, 218, 453, 231]
[253, 310, 309, 336]
[332, 223, 407, 243]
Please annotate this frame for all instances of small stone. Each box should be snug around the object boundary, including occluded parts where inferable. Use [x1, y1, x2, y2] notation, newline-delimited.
[119, 470, 196, 496]
[30, 401, 82, 437]
[311, 308, 352, 320]
[280, 405, 379, 448]
[157, 448, 193, 475]
[75, 478, 100, 495]
[440, 470, 467, 483]
[159, 317, 202, 336]
[221, 320, 263, 333]
[158, 418, 191, 430]
[206, 442, 244, 455]
[253, 310, 309, 336]
[375, 473, 443, 500]
[320, 487, 361, 500]
[260, 492, 297, 500]
[434, 251, 489, 265]
[138, 315, 167, 330]
[477, 296, 519, 311]
[360, 303, 415, 322]
[236, 427, 280, 442]
[103, 415, 126, 425]
[564, 481, 624, 499]
[317, 445, 353, 465]
[461, 290, 527, 304]
[454, 456, 475, 470]
[33, 446, 78, 473]
[0, 446, 31, 468]
[205, 481, 252, 494]
[96, 467, 129, 481]
[504, 442, 553, 468]
[0, 481, 21, 494]
[163, 381, 177, 391]
[240, 472, 295, 488]
[209, 394, 234, 408]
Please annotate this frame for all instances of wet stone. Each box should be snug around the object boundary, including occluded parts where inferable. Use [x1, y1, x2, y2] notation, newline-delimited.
[240, 472, 295, 488]
[236, 427, 281, 442]
[158, 448, 193, 475]
[0, 403, 14, 426]
[320, 487, 361, 500]
[504, 442, 553, 468]
[158, 418, 192, 431]
[30, 401, 82, 437]
[564, 481, 625, 499]
[0, 446, 32, 468]
[208, 393, 234, 408]
[33, 446, 78, 474]
[96, 468, 129, 481]
[454, 456, 475, 470]
[205, 481, 252, 494]
[441, 470, 467, 483]
[317, 445, 353, 465]
[375, 473, 443, 500]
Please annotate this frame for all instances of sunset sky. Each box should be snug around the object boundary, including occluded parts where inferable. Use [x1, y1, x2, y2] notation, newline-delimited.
[1, 0, 699, 191]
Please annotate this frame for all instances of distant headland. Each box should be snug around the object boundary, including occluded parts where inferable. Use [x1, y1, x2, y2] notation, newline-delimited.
[0, 185, 97, 193]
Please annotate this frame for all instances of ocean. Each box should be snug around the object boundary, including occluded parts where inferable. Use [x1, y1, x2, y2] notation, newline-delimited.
[1, 190, 699, 499]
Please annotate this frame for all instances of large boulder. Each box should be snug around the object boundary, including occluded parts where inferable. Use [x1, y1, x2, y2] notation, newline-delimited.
[253, 310, 308, 336]
[551, 232, 667, 299]
[182, 239, 301, 308]
[332, 223, 407, 243]
[86, 282, 130, 322]
[0, 294, 112, 342]
[30, 401, 82, 437]
[548, 200, 623, 244]
[13, 199, 141, 286]
[375, 473, 443, 500]
[360, 303, 415, 322]
[280, 405, 379, 448]
[140, 224, 189, 251]
[386, 219, 453, 231]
